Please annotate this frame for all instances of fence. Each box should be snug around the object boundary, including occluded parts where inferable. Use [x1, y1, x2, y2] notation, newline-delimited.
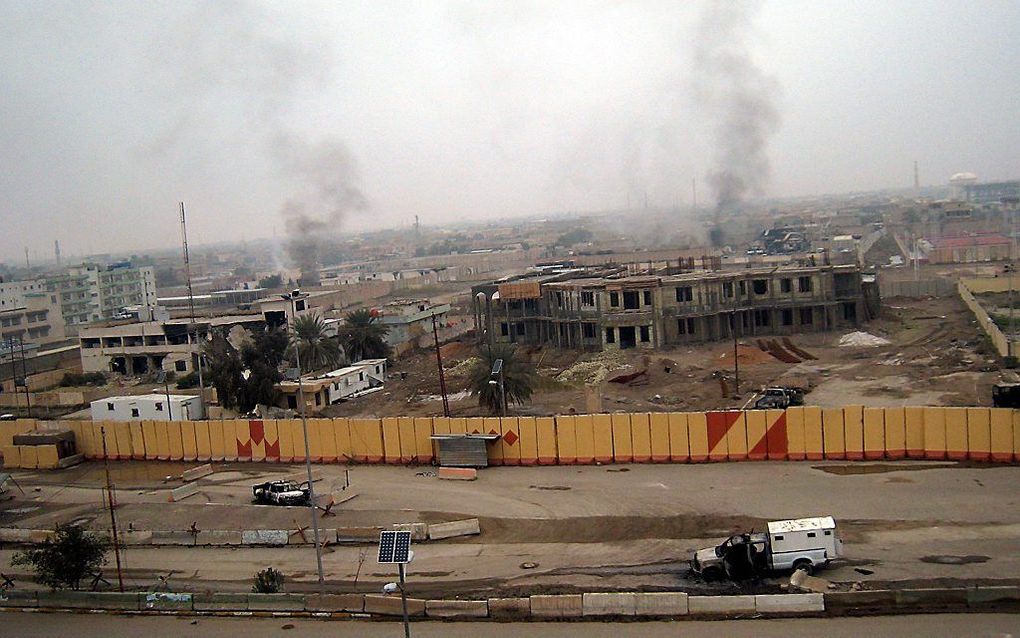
[2, 405, 1018, 467]
[958, 279, 1015, 357]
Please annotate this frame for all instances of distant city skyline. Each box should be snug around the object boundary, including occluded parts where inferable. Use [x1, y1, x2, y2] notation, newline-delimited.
[2, 1, 1019, 263]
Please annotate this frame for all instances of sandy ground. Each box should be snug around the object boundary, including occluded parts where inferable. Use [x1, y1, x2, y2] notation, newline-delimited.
[3, 461, 1020, 596]
[3, 612, 1019, 638]
[319, 293, 1001, 418]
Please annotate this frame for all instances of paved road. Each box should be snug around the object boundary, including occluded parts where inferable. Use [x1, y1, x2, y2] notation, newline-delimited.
[1, 611, 1018, 637]
[4, 461, 1020, 594]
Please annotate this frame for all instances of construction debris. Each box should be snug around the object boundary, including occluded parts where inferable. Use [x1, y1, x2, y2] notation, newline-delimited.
[838, 331, 892, 347]
[789, 568, 833, 593]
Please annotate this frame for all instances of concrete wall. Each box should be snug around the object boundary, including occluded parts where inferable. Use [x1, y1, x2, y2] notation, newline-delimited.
[878, 276, 956, 299]
[958, 280, 1015, 357]
[4, 406, 1018, 467]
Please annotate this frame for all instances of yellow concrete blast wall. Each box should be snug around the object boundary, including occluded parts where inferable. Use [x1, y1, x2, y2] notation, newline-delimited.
[290, 418, 309, 462]
[350, 418, 383, 463]
[785, 407, 806, 460]
[591, 414, 613, 463]
[19, 445, 37, 469]
[724, 412, 748, 461]
[381, 418, 401, 464]
[922, 407, 947, 460]
[1, 445, 20, 468]
[862, 408, 885, 460]
[449, 417, 468, 435]
[273, 418, 293, 462]
[688, 412, 709, 462]
[649, 412, 671, 462]
[944, 407, 969, 460]
[843, 406, 865, 460]
[313, 419, 336, 462]
[1014, 410, 1020, 463]
[227, 420, 245, 461]
[36, 444, 59, 470]
[128, 421, 146, 460]
[574, 415, 596, 464]
[483, 417, 503, 465]
[555, 415, 577, 464]
[498, 417, 520, 465]
[535, 417, 557, 465]
[667, 412, 690, 462]
[180, 421, 198, 461]
[611, 413, 633, 463]
[883, 407, 906, 459]
[332, 418, 353, 463]
[193, 420, 211, 461]
[167, 421, 184, 461]
[517, 416, 539, 465]
[153, 420, 170, 461]
[208, 420, 226, 461]
[966, 408, 991, 461]
[990, 409, 1014, 462]
[631, 413, 652, 463]
[745, 410, 768, 461]
[821, 408, 845, 459]
[803, 406, 824, 460]
[413, 417, 434, 464]
[904, 407, 925, 458]
[96, 422, 117, 459]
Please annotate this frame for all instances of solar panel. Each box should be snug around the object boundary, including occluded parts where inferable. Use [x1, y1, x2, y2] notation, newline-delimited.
[377, 530, 412, 563]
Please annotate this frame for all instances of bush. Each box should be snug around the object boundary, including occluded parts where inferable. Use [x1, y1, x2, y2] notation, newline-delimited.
[11, 524, 108, 590]
[1005, 356, 1019, 369]
[252, 567, 284, 593]
[175, 371, 200, 389]
[59, 372, 107, 387]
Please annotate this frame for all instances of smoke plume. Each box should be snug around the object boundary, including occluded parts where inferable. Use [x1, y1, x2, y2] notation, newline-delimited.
[692, 1, 780, 231]
[274, 133, 368, 286]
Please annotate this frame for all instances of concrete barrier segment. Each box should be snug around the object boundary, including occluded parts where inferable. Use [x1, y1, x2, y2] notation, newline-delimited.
[182, 463, 213, 482]
[246, 593, 306, 611]
[427, 518, 481, 540]
[364, 594, 426, 616]
[688, 595, 756, 615]
[438, 467, 477, 480]
[754, 593, 824, 613]
[634, 592, 689, 616]
[530, 594, 583, 618]
[487, 597, 530, 619]
[305, 594, 365, 613]
[425, 599, 489, 618]
[167, 482, 200, 503]
[241, 529, 289, 546]
[582, 592, 636, 616]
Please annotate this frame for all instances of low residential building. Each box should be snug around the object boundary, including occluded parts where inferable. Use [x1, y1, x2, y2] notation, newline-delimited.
[474, 264, 874, 351]
[275, 359, 387, 411]
[374, 299, 451, 354]
[90, 394, 203, 421]
[79, 314, 265, 375]
[927, 234, 1011, 264]
[256, 289, 345, 328]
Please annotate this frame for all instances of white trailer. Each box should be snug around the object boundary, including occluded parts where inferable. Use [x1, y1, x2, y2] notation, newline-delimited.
[90, 394, 203, 421]
[692, 516, 842, 578]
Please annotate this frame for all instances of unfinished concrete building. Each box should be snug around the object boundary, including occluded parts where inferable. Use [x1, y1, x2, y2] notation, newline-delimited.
[473, 264, 875, 351]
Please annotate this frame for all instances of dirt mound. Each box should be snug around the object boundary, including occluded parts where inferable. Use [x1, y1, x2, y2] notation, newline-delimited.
[718, 344, 779, 366]
[556, 350, 629, 385]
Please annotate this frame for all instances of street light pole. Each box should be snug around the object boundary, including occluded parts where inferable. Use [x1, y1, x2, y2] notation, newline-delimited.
[157, 371, 172, 421]
[283, 291, 325, 595]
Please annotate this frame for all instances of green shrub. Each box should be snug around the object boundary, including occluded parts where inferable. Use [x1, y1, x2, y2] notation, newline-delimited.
[252, 567, 284, 593]
[1005, 356, 1019, 369]
[175, 371, 200, 389]
[59, 372, 107, 387]
[11, 524, 108, 590]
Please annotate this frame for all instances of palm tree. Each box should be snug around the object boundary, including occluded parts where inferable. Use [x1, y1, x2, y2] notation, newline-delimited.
[289, 314, 345, 372]
[468, 343, 537, 414]
[338, 309, 391, 362]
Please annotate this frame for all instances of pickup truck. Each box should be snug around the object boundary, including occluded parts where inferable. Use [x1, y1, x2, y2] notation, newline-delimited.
[753, 387, 805, 410]
[691, 516, 841, 580]
[252, 480, 311, 506]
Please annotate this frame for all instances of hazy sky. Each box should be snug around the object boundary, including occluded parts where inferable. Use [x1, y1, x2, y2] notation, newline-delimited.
[2, 0, 1018, 263]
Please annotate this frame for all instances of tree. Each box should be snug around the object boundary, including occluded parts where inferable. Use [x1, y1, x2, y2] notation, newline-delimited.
[468, 343, 537, 414]
[11, 524, 108, 590]
[289, 314, 345, 372]
[338, 309, 392, 362]
[203, 327, 289, 412]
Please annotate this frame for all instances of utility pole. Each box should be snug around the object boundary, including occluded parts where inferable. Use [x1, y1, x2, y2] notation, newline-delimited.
[430, 312, 450, 417]
[100, 427, 125, 592]
[283, 291, 326, 595]
[180, 203, 205, 414]
[17, 336, 31, 417]
[730, 311, 740, 396]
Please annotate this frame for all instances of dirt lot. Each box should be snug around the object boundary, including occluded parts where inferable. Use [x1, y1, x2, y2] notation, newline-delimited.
[3, 460, 1020, 597]
[321, 294, 1001, 418]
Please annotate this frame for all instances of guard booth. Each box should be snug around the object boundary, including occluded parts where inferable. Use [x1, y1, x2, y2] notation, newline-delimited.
[4, 428, 82, 470]
[430, 433, 501, 467]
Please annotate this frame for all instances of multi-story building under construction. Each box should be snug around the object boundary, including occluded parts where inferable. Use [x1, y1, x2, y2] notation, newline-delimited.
[472, 263, 876, 351]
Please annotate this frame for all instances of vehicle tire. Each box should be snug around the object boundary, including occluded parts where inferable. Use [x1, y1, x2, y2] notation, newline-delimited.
[701, 566, 723, 581]
[793, 559, 814, 576]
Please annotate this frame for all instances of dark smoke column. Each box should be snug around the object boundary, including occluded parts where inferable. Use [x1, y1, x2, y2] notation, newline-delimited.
[275, 133, 368, 286]
[692, 0, 781, 246]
